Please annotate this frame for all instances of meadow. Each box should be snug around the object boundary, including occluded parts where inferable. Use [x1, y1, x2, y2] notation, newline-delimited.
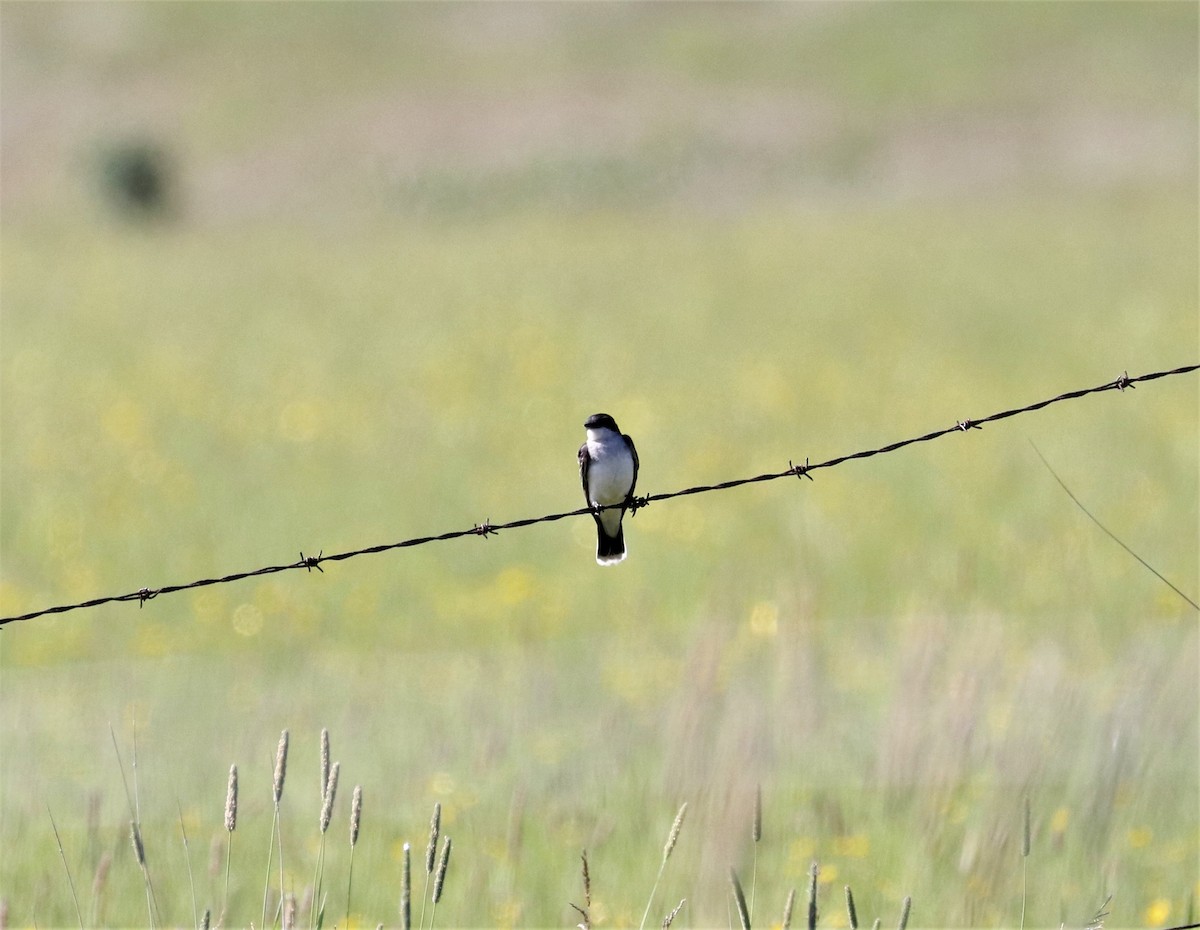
[1, 4, 1197, 928]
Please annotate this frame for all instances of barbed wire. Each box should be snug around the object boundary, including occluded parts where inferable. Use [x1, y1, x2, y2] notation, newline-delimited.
[2, 363, 1196, 628]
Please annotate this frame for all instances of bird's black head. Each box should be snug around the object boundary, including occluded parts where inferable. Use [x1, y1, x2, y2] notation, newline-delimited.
[584, 413, 619, 432]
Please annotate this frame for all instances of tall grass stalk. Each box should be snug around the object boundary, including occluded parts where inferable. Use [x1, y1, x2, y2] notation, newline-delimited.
[1020, 796, 1031, 930]
[570, 849, 592, 930]
[47, 806, 84, 930]
[311, 760, 339, 930]
[421, 802, 440, 930]
[223, 764, 238, 926]
[807, 861, 819, 930]
[429, 835, 452, 929]
[345, 785, 363, 929]
[131, 820, 154, 929]
[319, 729, 330, 806]
[263, 730, 290, 930]
[750, 784, 762, 923]
[110, 725, 160, 927]
[131, 718, 160, 926]
[177, 801, 198, 930]
[639, 802, 687, 930]
[400, 842, 411, 930]
[782, 888, 796, 930]
[730, 868, 751, 930]
[90, 851, 112, 927]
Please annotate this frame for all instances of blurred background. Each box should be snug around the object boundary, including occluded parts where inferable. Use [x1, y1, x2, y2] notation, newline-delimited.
[1, 3, 1196, 927]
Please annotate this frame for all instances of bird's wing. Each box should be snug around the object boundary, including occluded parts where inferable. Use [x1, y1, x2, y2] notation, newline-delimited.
[624, 434, 640, 500]
[578, 443, 592, 507]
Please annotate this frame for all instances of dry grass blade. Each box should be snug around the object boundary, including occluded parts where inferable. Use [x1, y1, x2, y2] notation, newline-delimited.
[782, 888, 796, 930]
[1085, 894, 1112, 930]
[1029, 440, 1199, 610]
[176, 802, 197, 930]
[91, 851, 113, 927]
[807, 862, 819, 930]
[47, 806, 84, 930]
[730, 868, 751, 930]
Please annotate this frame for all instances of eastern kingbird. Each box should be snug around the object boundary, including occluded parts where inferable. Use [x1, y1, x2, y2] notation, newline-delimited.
[578, 413, 639, 565]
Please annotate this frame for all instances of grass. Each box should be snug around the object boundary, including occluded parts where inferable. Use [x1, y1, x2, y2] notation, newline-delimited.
[1, 3, 1197, 927]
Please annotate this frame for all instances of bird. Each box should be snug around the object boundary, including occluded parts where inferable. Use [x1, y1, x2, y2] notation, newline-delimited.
[578, 413, 640, 565]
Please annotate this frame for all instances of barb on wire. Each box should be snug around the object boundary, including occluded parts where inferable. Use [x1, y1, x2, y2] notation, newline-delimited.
[2, 364, 1196, 628]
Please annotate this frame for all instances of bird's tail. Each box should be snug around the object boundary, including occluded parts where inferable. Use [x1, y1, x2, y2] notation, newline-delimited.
[596, 525, 626, 565]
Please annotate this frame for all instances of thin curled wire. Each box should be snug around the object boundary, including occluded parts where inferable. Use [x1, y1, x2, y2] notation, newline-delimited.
[2, 364, 1195, 627]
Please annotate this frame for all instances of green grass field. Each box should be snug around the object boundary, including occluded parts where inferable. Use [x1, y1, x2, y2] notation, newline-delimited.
[1, 4, 1197, 928]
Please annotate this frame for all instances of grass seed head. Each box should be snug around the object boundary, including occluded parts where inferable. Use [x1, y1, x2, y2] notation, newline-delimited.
[320, 761, 340, 833]
[130, 820, 146, 867]
[845, 885, 858, 930]
[433, 835, 452, 903]
[753, 784, 762, 843]
[663, 802, 687, 863]
[426, 801, 442, 874]
[225, 764, 238, 833]
[898, 896, 912, 930]
[273, 729, 289, 806]
[350, 784, 363, 847]
[663, 898, 686, 929]
[319, 728, 330, 803]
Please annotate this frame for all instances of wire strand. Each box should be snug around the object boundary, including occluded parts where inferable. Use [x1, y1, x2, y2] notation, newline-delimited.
[2, 364, 1196, 627]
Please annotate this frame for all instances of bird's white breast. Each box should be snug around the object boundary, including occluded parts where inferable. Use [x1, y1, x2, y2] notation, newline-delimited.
[585, 429, 634, 505]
